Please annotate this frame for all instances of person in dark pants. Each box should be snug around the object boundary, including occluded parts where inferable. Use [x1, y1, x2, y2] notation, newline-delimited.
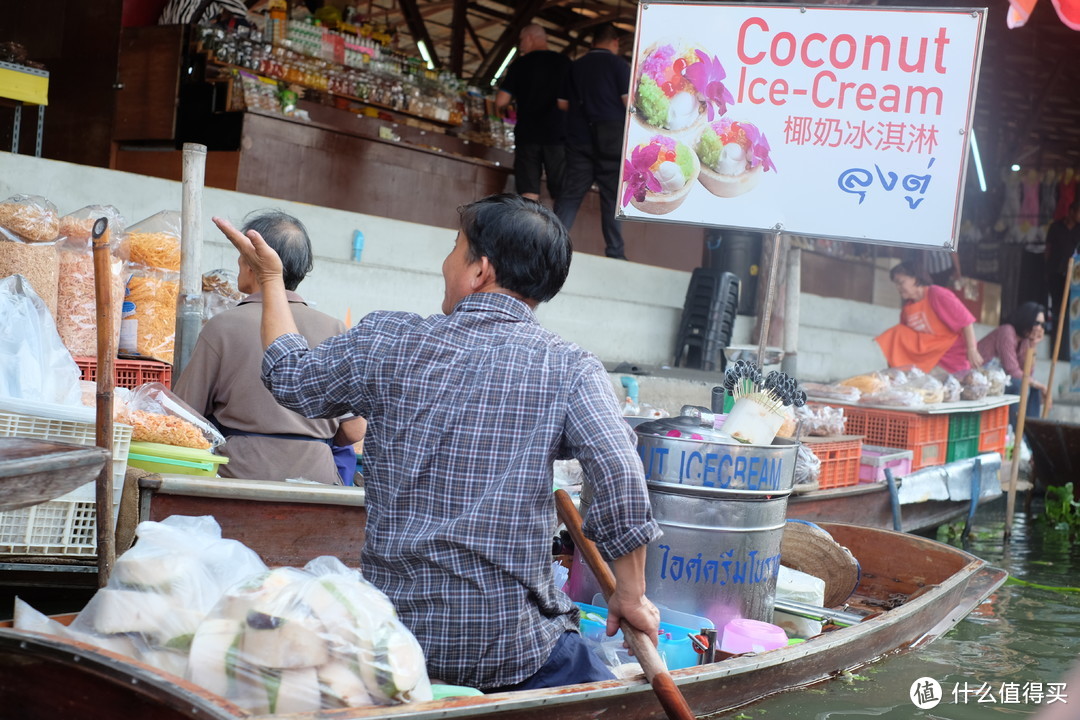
[1045, 199, 1080, 360]
[495, 24, 571, 204]
[555, 24, 630, 260]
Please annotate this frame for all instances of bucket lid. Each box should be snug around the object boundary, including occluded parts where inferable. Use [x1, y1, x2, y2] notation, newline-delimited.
[635, 415, 799, 448]
[780, 520, 860, 608]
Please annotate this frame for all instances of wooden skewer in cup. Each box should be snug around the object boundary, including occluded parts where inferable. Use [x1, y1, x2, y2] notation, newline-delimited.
[553, 489, 695, 720]
[92, 217, 116, 586]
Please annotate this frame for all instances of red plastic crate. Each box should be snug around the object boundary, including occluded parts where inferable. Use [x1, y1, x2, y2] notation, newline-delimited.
[803, 436, 863, 489]
[843, 407, 948, 470]
[75, 357, 173, 390]
[978, 405, 1009, 456]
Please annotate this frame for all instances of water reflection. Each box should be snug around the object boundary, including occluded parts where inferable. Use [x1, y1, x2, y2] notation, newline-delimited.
[709, 497, 1080, 719]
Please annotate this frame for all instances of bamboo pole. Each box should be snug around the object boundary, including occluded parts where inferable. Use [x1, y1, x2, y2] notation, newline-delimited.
[92, 217, 116, 586]
[1005, 346, 1035, 540]
[756, 228, 784, 370]
[175, 143, 207, 380]
[1043, 256, 1073, 418]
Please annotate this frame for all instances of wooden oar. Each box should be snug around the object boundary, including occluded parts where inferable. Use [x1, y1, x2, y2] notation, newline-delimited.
[92, 217, 116, 587]
[554, 489, 695, 720]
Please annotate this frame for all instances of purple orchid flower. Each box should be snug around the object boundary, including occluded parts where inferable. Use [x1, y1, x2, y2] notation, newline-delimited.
[684, 50, 735, 121]
[742, 123, 776, 173]
[622, 143, 662, 206]
[641, 45, 675, 83]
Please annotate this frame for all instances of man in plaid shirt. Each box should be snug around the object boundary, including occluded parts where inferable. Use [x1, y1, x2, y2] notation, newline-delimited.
[213, 194, 661, 690]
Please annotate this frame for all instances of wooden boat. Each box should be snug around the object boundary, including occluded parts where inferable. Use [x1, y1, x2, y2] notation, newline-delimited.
[1023, 417, 1080, 500]
[0, 475, 1007, 720]
[788, 452, 1005, 535]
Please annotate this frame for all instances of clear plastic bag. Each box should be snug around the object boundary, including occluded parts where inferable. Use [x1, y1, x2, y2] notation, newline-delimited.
[794, 404, 847, 436]
[983, 360, 1008, 397]
[838, 372, 888, 394]
[802, 382, 861, 403]
[900, 372, 944, 405]
[794, 442, 822, 486]
[116, 382, 225, 449]
[941, 374, 962, 403]
[202, 268, 243, 322]
[859, 388, 925, 407]
[956, 368, 990, 401]
[0, 274, 81, 406]
[879, 367, 910, 387]
[16, 516, 269, 678]
[55, 206, 127, 358]
[122, 265, 178, 363]
[191, 555, 433, 714]
[0, 193, 60, 243]
[120, 210, 182, 272]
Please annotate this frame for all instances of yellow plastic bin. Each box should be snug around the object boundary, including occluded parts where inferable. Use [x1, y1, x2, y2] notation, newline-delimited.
[127, 441, 229, 477]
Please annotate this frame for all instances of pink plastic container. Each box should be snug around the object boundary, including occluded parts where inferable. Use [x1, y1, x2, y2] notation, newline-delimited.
[720, 618, 788, 654]
[858, 445, 914, 484]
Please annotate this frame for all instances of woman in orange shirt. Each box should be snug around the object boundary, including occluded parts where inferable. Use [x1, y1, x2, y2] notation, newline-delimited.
[875, 263, 984, 374]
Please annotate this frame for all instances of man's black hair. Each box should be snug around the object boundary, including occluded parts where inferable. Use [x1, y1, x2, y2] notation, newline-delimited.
[1010, 301, 1047, 339]
[592, 23, 620, 47]
[242, 210, 314, 291]
[457, 194, 572, 304]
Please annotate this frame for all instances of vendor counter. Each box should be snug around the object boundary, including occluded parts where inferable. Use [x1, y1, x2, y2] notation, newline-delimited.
[110, 26, 706, 271]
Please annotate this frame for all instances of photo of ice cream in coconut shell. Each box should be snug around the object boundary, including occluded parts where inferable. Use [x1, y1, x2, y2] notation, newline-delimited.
[695, 118, 777, 198]
[622, 135, 701, 215]
[633, 41, 734, 139]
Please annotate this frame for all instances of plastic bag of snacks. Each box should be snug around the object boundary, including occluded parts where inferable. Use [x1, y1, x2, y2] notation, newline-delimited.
[190, 555, 433, 714]
[121, 266, 179, 363]
[794, 404, 846, 437]
[956, 368, 990, 401]
[983, 361, 1008, 397]
[859, 388, 925, 408]
[0, 194, 61, 317]
[900, 370, 945, 405]
[0, 193, 60, 244]
[838, 372, 888, 395]
[120, 211, 181, 363]
[116, 382, 225, 449]
[794, 443, 822, 487]
[202, 268, 244, 322]
[941, 374, 962, 403]
[17, 515, 268, 680]
[55, 205, 127, 358]
[120, 210, 181, 271]
[802, 382, 861, 403]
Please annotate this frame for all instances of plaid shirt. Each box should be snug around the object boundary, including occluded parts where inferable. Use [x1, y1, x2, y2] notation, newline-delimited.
[262, 292, 660, 688]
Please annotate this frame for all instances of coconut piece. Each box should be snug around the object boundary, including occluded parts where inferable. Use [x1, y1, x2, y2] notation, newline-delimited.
[274, 667, 321, 714]
[141, 648, 188, 678]
[188, 618, 243, 698]
[90, 588, 199, 637]
[318, 659, 374, 708]
[697, 162, 764, 198]
[241, 615, 329, 669]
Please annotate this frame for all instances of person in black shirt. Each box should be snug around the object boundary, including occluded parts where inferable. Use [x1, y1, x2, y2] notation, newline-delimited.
[555, 24, 631, 260]
[1044, 199, 1080, 360]
[495, 25, 571, 204]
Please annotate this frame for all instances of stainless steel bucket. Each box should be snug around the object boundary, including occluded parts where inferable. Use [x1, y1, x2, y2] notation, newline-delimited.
[565, 415, 799, 632]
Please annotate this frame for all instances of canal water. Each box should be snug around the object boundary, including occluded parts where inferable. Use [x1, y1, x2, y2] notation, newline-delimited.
[709, 495, 1080, 719]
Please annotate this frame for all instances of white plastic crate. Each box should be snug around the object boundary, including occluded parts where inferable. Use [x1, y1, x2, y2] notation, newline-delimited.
[0, 482, 123, 556]
[0, 398, 132, 557]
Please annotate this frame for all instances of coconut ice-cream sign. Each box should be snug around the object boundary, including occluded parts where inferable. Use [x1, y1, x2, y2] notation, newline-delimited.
[618, 3, 986, 248]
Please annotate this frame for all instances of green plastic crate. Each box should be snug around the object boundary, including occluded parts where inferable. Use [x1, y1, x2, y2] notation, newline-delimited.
[947, 412, 980, 442]
[946, 435, 981, 462]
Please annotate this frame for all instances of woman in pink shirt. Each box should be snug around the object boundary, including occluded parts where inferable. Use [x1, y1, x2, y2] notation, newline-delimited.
[976, 302, 1049, 420]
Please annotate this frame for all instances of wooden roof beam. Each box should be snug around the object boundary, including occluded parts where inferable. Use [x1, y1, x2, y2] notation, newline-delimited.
[450, 0, 467, 75]
[398, 0, 442, 69]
